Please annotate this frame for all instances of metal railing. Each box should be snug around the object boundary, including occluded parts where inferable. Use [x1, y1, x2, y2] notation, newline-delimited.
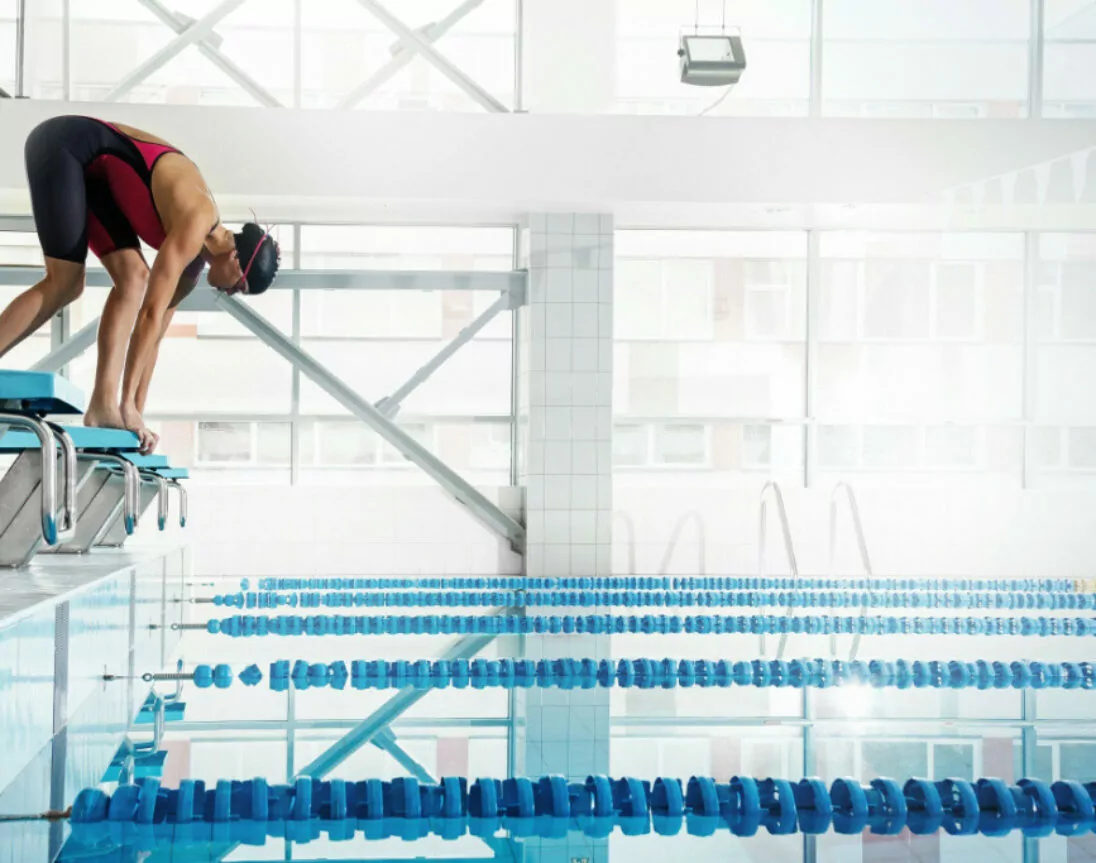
[757, 481, 801, 660]
[613, 511, 636, 576]
[657, 510, 706, 577]
[828, 481, 875, 661]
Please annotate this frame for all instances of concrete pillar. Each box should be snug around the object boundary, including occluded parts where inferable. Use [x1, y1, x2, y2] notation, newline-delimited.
[521, 0, 617, 113]
[514, 213, 614, 863]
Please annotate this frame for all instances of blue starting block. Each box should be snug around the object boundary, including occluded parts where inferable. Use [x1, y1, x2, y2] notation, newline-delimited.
[0, 371, 189, 564]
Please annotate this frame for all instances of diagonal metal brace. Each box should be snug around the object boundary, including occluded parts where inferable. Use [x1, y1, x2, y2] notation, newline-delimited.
[215, 294, 525, 551]
[376, 290, 513, 418]
[136, 0, 284, 107]
[338, 0, 487, 109]
[354, 0, 509, 113]
[31, 318, 99, 374]
[104, 0, 246, 102]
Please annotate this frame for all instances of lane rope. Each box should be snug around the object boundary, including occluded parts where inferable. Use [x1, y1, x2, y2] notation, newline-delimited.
[69, 774, 1096, 840]
[182, 657, 1095, 692]
[203, 613, 1096, 638]
[209, 589, 1096, 611]
[248, 576, 1082, 593]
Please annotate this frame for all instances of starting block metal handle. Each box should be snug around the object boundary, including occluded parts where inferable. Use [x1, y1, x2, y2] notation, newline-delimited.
[86, 452, 140, 534]
[46, 422, 78, 544]
[169, 479, 187, 528]
[0, 412, 60, 545]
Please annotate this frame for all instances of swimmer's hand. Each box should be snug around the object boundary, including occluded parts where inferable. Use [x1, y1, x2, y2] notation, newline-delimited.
[121, 403, 158, 454]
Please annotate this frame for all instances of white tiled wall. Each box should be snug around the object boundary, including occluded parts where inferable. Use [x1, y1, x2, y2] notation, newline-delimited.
[519, 212, 614, 579]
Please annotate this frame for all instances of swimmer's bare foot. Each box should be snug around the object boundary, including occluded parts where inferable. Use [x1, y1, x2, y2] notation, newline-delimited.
[84, 399, 126, 430]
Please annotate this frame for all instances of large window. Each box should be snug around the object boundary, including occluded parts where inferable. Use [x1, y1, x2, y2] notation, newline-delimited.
[817, 231, 1025, 487]
[1031, 233, 1096, 487]
[1043, 0, 1096, 118]
[821, 0, 1032, 117]
[12, 0, 517, 109]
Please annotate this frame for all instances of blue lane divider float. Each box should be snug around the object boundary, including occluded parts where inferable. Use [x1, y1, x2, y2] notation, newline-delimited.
[250, 576, 1081, 593]
[68, 774, 1096, 841]
[189, 657, 1095, 692]
[205, 613, 1096, 638]
[212, 589, 1096, 611]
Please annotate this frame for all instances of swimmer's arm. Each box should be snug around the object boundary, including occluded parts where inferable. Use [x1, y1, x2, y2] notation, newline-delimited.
[121, 223, 206, 417]
[134, 273, 199, 414]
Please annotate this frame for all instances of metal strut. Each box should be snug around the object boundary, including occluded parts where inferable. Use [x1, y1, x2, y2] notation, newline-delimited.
[213, 294, 525, 551]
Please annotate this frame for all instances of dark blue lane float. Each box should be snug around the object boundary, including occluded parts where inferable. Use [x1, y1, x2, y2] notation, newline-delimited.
[195, 657, 1092, 692]
[251, 576, 1081, 593]
[203, 612, 1096, 638]
[210, 588, 1096, 610]
[67, 774, 1096, 842]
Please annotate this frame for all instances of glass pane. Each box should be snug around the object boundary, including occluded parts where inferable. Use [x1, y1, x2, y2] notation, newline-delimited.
[317, 423, 378, 466]
[197, 422, 251, 463]
[654, 424, 707, 465]
[613, 424, 648, 466]
[255, 423, 291, 465]
[822, 0, 1031, 117]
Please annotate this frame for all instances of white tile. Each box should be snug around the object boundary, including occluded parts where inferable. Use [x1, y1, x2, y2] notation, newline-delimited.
[529, 214, 547, 233]
[547, 213, 574, 234]
[597, 339, 613, 372]
[526, 438, 546, 474]
[528, 338, 546, 372]
[545, 371, 571, 406]
[572, 306, 599, 339]
[599, 214, 614, 235]
[529, 269, 548, 303]
[572, 269, 598, 302]
[571, 544, 596, 573]
[526, 475, 545, 510]
[528, 304, 547, 340]
[571, 511, 597, 544]
[571, 338, 598, 372]
[573, 441, 597, 475]
[571, 374, 598, 406]
[529, 246, 547, 269]
[596, 439, 612, 472]
[572, 475, 598, 508]
[527, 374, 545, 407]
[546, 269, 571, 303]
[595, 406, 612, 440]
[544, 543, 571, 574]
[596, 371, 613, 403]
[571, 406, 597, 440]
[545, 439, 572, 473]
[526, 543, 544, 576]
[545, 337, 572, 371]
[574, 214, 600, 235]
[598, 268, 613, 303]
[596, 510, 612, 543]
[546, 303, 571, 338]
[572, 246, 596, 269]
[525, 509, 545, 538]
[597, 475, 612, 507]
[544, 510, 571, 543]
[548, 248, 573, 268]
[544, 475, 571, 510]
[546, 232, 572, 252]
[545, 408, 572, 441]
[598, 304, 613, 339]
[595, 544, 612, 576]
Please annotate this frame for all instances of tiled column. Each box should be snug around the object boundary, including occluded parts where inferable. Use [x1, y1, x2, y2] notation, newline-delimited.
[518, 213, 614, 579]
[515, 214, 613, 863]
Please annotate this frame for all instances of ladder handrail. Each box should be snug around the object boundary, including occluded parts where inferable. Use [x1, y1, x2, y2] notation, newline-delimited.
[828, 481, 875, 661]
[657, 510, 706, 577]
[613, 511, 637, 576]
[757, 481, 801, 659]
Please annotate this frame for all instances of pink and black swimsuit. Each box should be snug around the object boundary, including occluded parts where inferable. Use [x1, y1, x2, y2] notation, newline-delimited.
[24, 115, 204, 277]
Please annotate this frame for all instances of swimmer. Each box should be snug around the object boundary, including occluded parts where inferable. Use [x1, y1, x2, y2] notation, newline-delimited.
[0, 115, 281, 452]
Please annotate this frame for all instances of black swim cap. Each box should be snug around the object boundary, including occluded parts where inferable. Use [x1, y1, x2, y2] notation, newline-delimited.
[234, 222, 280, 295]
